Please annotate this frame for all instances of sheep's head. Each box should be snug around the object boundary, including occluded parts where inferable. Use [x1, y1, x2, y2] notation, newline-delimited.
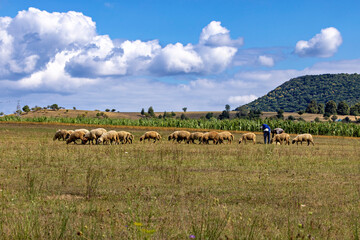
[82, 137, 88, 144]
[168, 135, 172, 141]
[97, 138, 103, 144]
[139, 136, 144, 142]
[292, 139, 296, 144]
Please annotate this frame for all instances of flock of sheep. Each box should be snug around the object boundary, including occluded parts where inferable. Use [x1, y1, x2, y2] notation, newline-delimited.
[53, 128, 315, 146]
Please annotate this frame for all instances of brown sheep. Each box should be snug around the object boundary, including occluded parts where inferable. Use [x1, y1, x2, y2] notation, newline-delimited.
[187, 132, 204, 144]
[168, 131, 191, 143]
[239, 133, 256, 144]
[201, 131, 219, 144]
[271, 133, 290, 145]
[66, 130, 87, 144]
[292, 134, 314, 146]
[215, 131, 234, 144]
[83, 128, 107, 144]
[53, 129, 71, 141]
[140, 131, 162, 143]
[97, 131, 119, 145]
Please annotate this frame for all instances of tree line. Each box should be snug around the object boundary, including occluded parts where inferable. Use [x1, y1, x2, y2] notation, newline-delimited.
[304, 99, 360, 117]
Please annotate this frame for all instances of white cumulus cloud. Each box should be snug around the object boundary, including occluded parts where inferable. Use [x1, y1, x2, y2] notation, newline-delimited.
[199, 21, 243, 47]
[0, 8, 245, 90]
[228, 95, 258, 104]
[258, 55, 274, 67]
[294, 27, 342, 58]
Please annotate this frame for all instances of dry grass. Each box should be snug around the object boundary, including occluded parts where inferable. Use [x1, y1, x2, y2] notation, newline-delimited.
[0, 123, 359, 239]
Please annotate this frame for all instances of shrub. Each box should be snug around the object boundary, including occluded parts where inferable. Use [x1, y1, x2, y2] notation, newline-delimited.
[297, 117, 305, 122]
[297, 110, 305, 115]
[49, 104, 59, 111]
[22, 105, 30, 113]
[276, 109, 284, 119]
[331, 115, 338, 122]
[148, 107, 155, 117]
[205, 112, 213, 120]
[105, 109, 110, 112]
[180, 113, 188, 120]
[287, 115, 295, 121]
[342, 117, 351, 123]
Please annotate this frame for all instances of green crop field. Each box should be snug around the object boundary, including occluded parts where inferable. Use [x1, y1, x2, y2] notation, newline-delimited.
[0, 123, 360, 239]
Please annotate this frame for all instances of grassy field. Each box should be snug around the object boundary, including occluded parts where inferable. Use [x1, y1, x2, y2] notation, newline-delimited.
[0, 123, 360, 239]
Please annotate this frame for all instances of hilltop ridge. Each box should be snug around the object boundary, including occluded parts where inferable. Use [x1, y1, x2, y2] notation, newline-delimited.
[245, 73, 360, 112]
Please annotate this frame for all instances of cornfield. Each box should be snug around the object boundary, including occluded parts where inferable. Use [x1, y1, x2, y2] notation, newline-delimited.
[1, 116, 360, 137]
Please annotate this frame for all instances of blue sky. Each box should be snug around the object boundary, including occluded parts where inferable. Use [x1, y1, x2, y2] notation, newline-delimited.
[0, 0, 359, 113]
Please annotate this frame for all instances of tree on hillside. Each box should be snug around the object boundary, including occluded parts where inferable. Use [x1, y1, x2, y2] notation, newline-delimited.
[235, 106, 249, 118]
[350, 103, 360, 116]
[305, 100, 319, 114]
[225, 104, 231, 112]
[325, 101, 337, 115]
[248, 109, 262, 119]
[276, 109, 284, 119]
[50, 104, 59, 111]
[318, 103, 324, 114]
[218, 105, 231, 120]
[22, 105, 30, 113]
[337, 101, 350, 115]
[141, 108, 145, 115]
[182, 107, 187, 112]
[148, 106, 155, 117]
[205, 112, 213, 119]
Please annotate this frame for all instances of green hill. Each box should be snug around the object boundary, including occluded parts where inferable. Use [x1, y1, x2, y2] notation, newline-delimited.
[244, 73, 360, 112]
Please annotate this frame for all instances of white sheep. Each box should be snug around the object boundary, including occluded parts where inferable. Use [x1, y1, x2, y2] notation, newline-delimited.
[239, 133, 256, 144]
[292, 134, 314, 146]
[97, 131, 118, 145]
